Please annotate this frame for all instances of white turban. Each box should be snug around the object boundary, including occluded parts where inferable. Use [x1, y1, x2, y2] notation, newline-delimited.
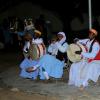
[57, 32, 66, 36]
[57, 32, 66, 44]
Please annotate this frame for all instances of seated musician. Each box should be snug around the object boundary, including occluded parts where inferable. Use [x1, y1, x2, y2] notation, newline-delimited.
[26, 32, 69, 80]
[68, 28, 100, 90]
[23, 29, 43, 55]
[19, 30, 45, 80]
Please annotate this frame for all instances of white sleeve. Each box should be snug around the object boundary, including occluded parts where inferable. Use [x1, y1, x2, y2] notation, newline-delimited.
[77, 39, 89, 45]
[48, 43, 58, 55]
[81, 42, 100, 59]
[56, 42, 69, 53]
[23, 42, 30, 52]
[32, 38, 43, 44]
[48, 44, 53, 53]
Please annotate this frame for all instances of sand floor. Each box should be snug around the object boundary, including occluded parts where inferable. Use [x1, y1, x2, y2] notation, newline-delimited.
[0, 50, 100, 100]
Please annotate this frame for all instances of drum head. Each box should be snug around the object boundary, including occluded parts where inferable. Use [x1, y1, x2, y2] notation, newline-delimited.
[29, 44, 46, 60]
[29, 44, 38, 60]
[67, 43, 87, 62]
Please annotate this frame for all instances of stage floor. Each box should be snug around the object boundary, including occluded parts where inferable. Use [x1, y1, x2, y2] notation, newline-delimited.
[0, 51, 100, 100]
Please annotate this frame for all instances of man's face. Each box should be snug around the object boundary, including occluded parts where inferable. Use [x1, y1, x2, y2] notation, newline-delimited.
[57, 34, 63, 41]
[24, 33, 32, 41]
[89, 31, 96, 40]
[34, 33, 40, 38]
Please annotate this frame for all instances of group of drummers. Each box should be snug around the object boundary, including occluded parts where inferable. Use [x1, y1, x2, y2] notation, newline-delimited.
[19, 28, 100, 90]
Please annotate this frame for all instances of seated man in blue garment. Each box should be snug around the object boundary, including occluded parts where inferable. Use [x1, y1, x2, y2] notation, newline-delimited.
[26, 32, 69, 80]
[23, 29, 43, 57]
[19, 30, 45, 80]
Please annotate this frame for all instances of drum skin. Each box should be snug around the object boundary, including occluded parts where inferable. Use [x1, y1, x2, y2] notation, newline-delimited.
[67, 43, 87, 62]
[29, 43, 46, 60]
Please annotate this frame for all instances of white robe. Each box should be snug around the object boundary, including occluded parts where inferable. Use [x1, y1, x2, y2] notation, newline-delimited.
[68, 39, 100, 87]
[23, 38, 43, 53]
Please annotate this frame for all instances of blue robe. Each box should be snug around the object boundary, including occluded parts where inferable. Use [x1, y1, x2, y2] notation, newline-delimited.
[38, 54, 64, 80]
[19, 58, 39, 79]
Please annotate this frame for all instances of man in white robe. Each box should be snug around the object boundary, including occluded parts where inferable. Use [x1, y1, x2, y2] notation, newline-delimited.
[68, 29, 100, 90]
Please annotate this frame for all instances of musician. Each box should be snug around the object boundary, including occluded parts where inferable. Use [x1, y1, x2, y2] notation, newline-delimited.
[23, 30, 43, 55]
[56, 32, 69, 62]
[19, 30, 44, 80]
[68, 28, 100, 90]
[47, 35, 58, 56]
[26, 32, 69, 80]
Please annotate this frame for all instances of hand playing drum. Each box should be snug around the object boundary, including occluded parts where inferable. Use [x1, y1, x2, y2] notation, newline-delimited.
[75, 50, 82, 55]
[26, 67, 34, 73]
[67, 43, 87, 62]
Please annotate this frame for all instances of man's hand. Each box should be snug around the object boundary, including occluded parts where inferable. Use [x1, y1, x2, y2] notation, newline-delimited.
[24, 48, 29, 53]
[73, 38, 79, 43]
[75, 51, 82, 54]
[26, 67, 34, 73]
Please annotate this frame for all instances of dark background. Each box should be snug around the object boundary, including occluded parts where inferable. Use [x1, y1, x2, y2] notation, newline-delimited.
[0, 0, 100, 45]
[0, 0, 99, 27]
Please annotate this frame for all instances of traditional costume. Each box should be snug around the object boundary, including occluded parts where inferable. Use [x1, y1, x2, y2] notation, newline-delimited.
[19, 58, 39, 79]
[32, 32, 69, 80]
[68, 29, 100, 87]
[19, 30, 45, 79]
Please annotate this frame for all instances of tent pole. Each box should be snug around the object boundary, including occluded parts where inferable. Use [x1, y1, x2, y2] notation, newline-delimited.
[88, 0, 92, 29]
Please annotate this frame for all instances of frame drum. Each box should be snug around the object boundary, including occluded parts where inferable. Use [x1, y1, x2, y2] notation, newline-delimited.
[29, 43, 46, 60]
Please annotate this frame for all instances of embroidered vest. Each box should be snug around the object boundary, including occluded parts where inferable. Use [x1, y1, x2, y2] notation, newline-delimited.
[88, 40, 100, 62]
